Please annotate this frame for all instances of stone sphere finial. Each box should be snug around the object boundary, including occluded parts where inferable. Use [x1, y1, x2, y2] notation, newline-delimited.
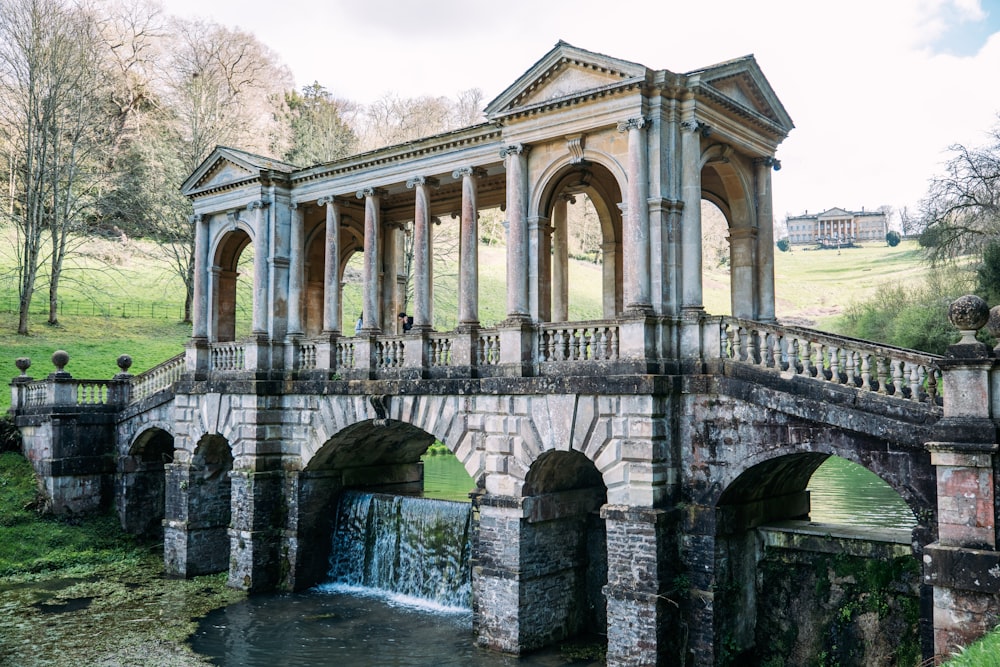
[988, 305, 1000, 353]
[51, 350, 69, 374]
[15, 357, 30, 376]
[948, 295, 989, 345]
[117, 354, 133, 374]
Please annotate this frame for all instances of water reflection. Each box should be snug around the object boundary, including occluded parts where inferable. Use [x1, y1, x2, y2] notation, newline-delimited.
[807, 456, 916, 530]
[190, 589, 603, 666]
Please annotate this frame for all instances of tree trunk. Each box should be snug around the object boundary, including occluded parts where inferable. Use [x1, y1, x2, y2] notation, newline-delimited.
[48, 268, 60, 325]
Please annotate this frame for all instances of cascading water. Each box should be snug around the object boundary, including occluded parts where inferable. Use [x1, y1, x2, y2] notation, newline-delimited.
[323, 490, 473, 610]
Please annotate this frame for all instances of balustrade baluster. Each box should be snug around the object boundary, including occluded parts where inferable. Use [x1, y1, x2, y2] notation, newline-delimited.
[844, 350, 856, 386]
[762, 331, 775, 368]
[860, 354, 871, 391]
[926, 368, 939, 404]
[891, 360, 904, 396]
[826, 345, 839, 383]
[799, 340, 812, 377]
[730, 326, 742, 361]
[908, 365, 921, 401]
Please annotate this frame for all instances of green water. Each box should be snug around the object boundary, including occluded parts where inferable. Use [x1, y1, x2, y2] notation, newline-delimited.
[422, 451, 916, 530]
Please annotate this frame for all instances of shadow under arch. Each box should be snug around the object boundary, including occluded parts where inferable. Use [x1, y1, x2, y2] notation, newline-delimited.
[712, 452, 922, 664]
[186, 433, 234, 575]
[520, 449, 608, 651]
[118, 426, 174, 538]
[534, 159, 625, 321]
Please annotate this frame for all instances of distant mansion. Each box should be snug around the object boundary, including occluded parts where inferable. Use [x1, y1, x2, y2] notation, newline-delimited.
[785, 207, 888, 246]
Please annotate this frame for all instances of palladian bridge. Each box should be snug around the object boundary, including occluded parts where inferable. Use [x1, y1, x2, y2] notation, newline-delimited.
[10, 43, 1000, 666]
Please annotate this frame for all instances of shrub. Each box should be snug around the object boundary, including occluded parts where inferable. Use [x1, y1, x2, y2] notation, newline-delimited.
[776, 238, 791, 252]
[886, 230, 901, 247]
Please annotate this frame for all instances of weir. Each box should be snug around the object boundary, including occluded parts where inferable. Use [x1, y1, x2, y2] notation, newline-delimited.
[326, 491, 473, 609]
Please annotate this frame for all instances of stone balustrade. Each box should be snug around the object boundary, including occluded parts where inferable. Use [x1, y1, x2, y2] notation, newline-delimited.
[537, 322, 620, 363]
[130, 354, 185, 403]
[210, 342, 246, 372]
[720, 317, 943, 405]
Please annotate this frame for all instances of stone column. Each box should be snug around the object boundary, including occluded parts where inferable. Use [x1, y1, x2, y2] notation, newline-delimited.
[502, 144, 529, 322]
[382, 221, 401, 332]
[250, 199, 270, 335]
[356, 188, 384, 332]
[287, 202, 305, 337]
[728, 227, 757, 319]
[551, 194, 573, 322]
[191, 214, 208, 340]
[455, 167, 485, 326]
[318, 196, 341, 334]
[618, 117, 652, 314]
[407, 176, 438, 331]
[679, 113, 703, 313]
[528, 215, 551, 322]
[754, 158, 777, 321]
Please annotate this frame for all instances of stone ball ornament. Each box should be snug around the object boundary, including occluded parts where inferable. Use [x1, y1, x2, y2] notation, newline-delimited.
[51, 349, 70, 373]
[117, 354, 133, 374]
[948, 295, 989, 345]
[14, 357, 30, 376]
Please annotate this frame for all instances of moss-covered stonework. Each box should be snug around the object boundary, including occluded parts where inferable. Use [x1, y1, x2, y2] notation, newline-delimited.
[750, 547, 921, 666]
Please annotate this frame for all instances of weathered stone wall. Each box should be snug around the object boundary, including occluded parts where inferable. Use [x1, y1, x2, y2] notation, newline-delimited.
[750, 528, 921, 667]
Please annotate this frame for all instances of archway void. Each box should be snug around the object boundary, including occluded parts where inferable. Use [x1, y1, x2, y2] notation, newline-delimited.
[212, 229, 252, 342]
[522, 450, 608, 648]
[119, 427, 174, 538]
[188, 434, 234, 575]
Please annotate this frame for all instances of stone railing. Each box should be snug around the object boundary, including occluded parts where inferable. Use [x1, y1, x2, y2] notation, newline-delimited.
[720, 318, 943, 405]
[11, 378, 123, 409]
[335, 339, 356, 369]
[478, 331, 501, 366]
[298, 341, 318, 371]
[375, 338, 404, 369]
[130, 353, 185, 403]
[428, 333, 453, 367]
[210, 342, 246, 372]
[537, 322, 620, 363]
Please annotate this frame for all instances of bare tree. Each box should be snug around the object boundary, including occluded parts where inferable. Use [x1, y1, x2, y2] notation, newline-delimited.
[919, 120, 1000, 261]
[0, 0, 111, 333]
[147, 18, 293, 322]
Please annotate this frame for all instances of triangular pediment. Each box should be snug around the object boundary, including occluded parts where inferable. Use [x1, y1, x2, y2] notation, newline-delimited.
[485, 41, 648, 116]
[818, 207, 852, 219]
[688, 56, 795, 133]
[182, 146, 299, 195]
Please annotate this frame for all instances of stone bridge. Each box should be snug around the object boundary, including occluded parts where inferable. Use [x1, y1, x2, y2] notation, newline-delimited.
[10, 42, 1000, 666]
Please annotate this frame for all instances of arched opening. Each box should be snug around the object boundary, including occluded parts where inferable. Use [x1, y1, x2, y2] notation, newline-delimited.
[520, 449, 608, 650]
[702, 199, 732, 316]
[302, 215, 364, 336]
[541, 163, 623, 322]
[702, 156, 759, 319]
[713, 454, 922, 665]
[118, 427, 173, 538]
[187, 434, 234, 575]
[212, 229, 253, 342]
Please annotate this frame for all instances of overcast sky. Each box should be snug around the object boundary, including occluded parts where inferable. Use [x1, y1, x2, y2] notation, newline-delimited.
[160, 0, 1000, 224]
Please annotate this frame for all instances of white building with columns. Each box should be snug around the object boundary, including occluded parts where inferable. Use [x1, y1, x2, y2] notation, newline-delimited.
[785, 207, 888, 246]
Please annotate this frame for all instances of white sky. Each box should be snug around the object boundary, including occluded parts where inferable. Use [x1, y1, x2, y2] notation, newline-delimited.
[159, 0, 1000, 224]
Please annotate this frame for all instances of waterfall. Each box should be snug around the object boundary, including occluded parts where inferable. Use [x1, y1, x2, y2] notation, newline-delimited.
[326, 491, 473, 610]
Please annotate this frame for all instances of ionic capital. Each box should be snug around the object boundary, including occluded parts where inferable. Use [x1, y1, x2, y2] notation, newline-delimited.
[559, 194, 577, 205]
[681, 119, 711, 137]
[500, 143, 529, 158]
[356, 187, 386, 199]
[317, 195, 338, 207]
[406, 175, 440, 189]
[617, 117, 648, 133]
[753, 156, 781, 171]
[452, 166, 488, 180]
[246, 198, 269, 211]
[189, 214, 204, 224]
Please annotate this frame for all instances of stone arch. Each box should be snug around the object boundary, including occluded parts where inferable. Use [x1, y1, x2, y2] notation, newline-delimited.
[211, 227, 253, 342]
[186, 433, 235, 575]
[521, 449, 608, 647]
[531, 155, 626, 320]
[710, 448, 925, 663]
[301, 209, 365, 336]
[117, 426, 174, 537]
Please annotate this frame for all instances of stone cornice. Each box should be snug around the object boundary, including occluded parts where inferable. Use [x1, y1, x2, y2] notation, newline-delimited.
[292, 124, 502, 186]
[490, 77, 645, 122]
[687, 81, 790, 140]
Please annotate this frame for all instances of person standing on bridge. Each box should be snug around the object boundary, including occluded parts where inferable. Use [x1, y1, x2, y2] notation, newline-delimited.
[398, 311, 413, 333]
